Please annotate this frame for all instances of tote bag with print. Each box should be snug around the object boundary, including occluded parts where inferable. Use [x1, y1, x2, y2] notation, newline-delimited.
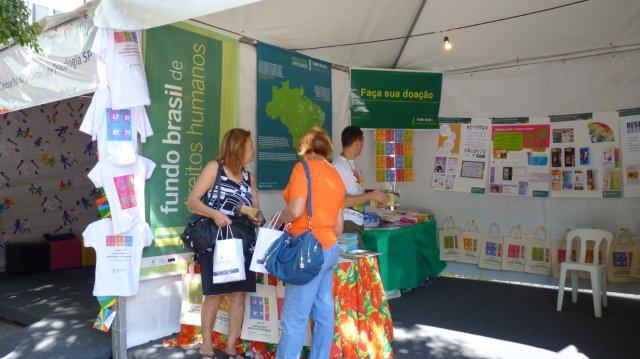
[438, 217, 460, 261]
[251, 212, 284, 274]
[525, 226, 552, 276]
[501, 225, 527, 272]
[607, 228, 638, 283]
[478, 222, 503, 270]
[551, 228, 575, 278]
[179, 262, 203, 326]
[241, 284, 279, 343]
[458, 220, 481, 264]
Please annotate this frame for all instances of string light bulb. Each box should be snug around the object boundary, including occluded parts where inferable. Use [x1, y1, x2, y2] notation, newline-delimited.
[443, 36, 452, 51]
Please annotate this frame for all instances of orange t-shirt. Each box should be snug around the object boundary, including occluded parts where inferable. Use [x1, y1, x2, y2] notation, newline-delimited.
[283, 160, 346, 249]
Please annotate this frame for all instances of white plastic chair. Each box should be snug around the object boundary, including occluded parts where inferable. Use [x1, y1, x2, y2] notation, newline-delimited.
[556, 229, 613, 317]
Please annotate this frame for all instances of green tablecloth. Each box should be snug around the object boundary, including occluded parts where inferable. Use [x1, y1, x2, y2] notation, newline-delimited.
[362, 220, 445, 291]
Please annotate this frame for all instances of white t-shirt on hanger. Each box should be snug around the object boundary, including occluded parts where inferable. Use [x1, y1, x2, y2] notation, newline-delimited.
[87, 155, 156, 234]
[91, 28, 150, 109]
[80, 88, 153, 166]
[83, 218, 153, 296]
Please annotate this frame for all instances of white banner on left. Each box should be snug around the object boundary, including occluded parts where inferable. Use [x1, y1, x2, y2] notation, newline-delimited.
[0, 18, 98, 113]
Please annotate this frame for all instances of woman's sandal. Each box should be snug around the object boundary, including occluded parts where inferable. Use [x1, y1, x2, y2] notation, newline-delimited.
[225, 352, 244, 359]
[199, 351, 215, 359]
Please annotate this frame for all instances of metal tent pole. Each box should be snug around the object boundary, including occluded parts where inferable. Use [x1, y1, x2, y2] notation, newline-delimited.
[112, 296, 127, 358]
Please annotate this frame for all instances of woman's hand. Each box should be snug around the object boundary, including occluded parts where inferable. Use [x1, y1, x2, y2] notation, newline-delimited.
[212, 211, 233, 227]
[252, 210, 266, 227]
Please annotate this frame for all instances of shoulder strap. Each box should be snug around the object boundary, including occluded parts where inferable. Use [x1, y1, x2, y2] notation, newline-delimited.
[300, 160, 313, 227]
[203, 160, 224, 210]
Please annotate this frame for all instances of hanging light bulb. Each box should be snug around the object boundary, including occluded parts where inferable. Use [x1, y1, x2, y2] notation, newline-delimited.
[443, 36, 452, 51]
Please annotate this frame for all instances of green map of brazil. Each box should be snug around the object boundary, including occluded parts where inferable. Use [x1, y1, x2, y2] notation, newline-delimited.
[265, 81, 326, 147]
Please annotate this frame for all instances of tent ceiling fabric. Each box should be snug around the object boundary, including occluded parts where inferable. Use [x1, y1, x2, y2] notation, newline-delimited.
[196, 0, 640, 71]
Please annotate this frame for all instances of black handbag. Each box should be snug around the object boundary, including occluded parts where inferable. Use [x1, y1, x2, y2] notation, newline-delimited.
[180, 163, 223, 254]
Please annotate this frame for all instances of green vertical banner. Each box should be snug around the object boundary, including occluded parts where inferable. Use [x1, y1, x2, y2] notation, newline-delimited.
[350, 68, 442, 129]
[142, 23, 238, 259]
[256, 43, 332, 190]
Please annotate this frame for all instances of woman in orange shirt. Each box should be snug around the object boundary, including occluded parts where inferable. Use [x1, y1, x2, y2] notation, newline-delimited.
[276, 127, 345, 359]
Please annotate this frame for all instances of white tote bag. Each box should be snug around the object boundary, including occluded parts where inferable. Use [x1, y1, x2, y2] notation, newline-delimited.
[501, 225, 527, 272]
[212, 227, 246, 284]
[458, 220, 481, 264]
[438, 217, 460, 261]
[250, 212, 284, 274]
[525, 226, 552, 276]
[478, 222, 503, 271]
[179, 262, 203, 326]
[241, 284, 279, 344]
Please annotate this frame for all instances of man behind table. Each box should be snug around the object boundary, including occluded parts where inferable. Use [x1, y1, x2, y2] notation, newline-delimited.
[333, 126, 389, 248]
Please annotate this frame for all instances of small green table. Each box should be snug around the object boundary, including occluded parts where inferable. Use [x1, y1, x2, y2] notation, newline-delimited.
[362, 220, 446, 291]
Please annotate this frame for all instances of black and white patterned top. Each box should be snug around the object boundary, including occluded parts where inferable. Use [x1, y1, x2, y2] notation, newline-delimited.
[205, 168, 253, 217]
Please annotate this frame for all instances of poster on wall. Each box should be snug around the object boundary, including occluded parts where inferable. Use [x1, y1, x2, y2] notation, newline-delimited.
[549, 112, 621, 198]
[619, 108, 640, 197]
[375, 129, 414, 182]
[142, 22, 239, 275]
[488, 118, 551, 197]
[350, 68, 442, 129]
[256, 43, 332, 190]
[432, 118, 491, 193]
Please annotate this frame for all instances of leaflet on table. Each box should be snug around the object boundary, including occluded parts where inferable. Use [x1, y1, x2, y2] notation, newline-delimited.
[549, 112, 621, 198]
[619, 108, 640, 197]
[432, 118, 490, 193]
[489, 118, 551, 197]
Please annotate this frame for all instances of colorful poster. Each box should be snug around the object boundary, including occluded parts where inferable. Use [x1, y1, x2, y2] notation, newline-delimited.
[549, 112, 621, 198]
[619, 108, 640, 197]
[143, 23, 238, 267]
[375, 129, 413, 182]
[257, 43, 332, 190]
[350, 68, 442, 129]
[432, 118, 490, 193]
[489, 120, 551, 197]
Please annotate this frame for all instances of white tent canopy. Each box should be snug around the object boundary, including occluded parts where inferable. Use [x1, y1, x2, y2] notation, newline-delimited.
[194, 0, 640, 71]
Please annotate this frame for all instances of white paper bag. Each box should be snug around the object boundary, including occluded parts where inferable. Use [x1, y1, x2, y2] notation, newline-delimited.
[525, 226, 552, 276]
[478, 222, 503, 270]
[179, 262, 203, 326]
[458, 220, 481, 264]
[241, 284, 279, 343]
[212, 227, 246, 284]
[438, 217, 460, 261]
[501, 225, 527, 272]
[250, 213, 284, 274]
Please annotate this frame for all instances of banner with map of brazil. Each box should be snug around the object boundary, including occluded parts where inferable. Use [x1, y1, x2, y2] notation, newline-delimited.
[256, 43, 332, 190]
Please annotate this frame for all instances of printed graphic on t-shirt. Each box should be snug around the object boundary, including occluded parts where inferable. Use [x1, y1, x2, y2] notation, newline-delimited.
[114, 31, 138, 43]
[250, 296, 269, 321]
[113, 174, 137, 209]
[106, 235, 133, 247]
[106, 108, 132, 141]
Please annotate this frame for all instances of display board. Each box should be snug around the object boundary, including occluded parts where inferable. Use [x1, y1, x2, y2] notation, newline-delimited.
[374, 129, 414, 182]
[549, 112, 621, 198]
[619, 108, 640, 197]
[432, 118, 491, 193]
[142, 22, 239, 268]
[256, 43, 332, 190]
[350, 68, 442, 129]
[489, 118, 551, 197]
